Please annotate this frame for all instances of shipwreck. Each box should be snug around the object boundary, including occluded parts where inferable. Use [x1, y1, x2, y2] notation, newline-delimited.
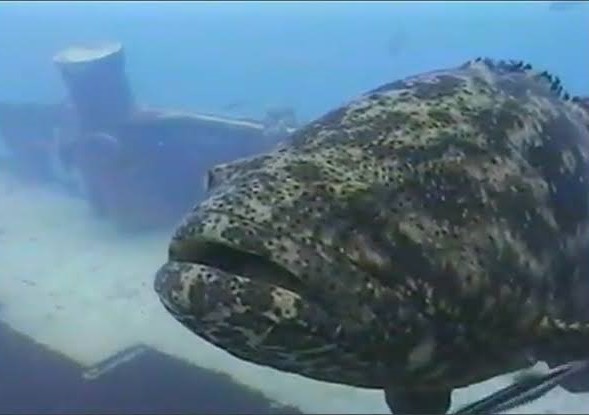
[0, 42, 295, 231]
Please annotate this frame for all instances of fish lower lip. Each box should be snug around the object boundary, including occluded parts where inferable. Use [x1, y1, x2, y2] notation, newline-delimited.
[154, 259, 307, 323]
[154, 260, 239, 315]
[154, 236, 307, 317]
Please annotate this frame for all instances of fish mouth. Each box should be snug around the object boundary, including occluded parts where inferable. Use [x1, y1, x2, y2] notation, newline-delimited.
[168, 237, 299, 290]
[152, 222, 343, 373]
[153, 219, 311, 319]
[152, 214, 388, 389]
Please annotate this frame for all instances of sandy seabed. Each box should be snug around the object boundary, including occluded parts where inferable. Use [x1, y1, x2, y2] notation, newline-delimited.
[0, 170, 587, 414]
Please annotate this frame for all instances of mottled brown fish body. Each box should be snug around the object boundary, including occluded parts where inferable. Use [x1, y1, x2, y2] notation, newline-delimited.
[155, 58, 589, 412]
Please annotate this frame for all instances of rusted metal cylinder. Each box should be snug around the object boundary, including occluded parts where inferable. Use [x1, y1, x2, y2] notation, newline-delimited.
[53, 42, 135, 132]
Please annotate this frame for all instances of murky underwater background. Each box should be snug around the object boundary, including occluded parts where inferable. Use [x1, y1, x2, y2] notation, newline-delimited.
[0, 1, 588, 413]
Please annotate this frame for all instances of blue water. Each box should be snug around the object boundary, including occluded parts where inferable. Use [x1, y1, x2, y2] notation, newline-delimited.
[1, 1, 588, 122]
[1, 1, 589, 413]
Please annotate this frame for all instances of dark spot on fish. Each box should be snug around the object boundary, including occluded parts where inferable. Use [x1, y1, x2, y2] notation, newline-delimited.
[237, 156, 270, 172]
[377, 131, 487, 170]
[489, 179, 556, 257]
[468, 101, 526, 155]
[427, 108, 456, 126]
[400, 163, 488, 227]
[220, 226, 267, 254]
[290, 106, 349, 148]
[412, 75, 466, 100]
[483, 241, 540, 308]
[284, 160, 325, 183]
[528, 114, 589, 233]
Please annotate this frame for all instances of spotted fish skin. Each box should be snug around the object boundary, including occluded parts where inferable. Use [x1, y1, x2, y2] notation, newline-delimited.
[154, 58, 589, 409]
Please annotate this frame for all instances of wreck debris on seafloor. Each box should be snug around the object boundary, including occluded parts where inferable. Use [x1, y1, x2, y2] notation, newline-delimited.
[0, 42, 295, 231]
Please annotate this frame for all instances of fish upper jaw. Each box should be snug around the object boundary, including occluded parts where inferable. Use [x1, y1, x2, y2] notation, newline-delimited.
[153, 208, 315, 316]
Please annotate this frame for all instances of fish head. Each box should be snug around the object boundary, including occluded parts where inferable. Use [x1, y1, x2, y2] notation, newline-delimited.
[154, 135, 401, 387]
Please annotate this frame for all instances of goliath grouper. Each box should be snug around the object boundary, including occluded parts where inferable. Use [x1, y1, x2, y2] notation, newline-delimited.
[154, 58, 589, 413]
